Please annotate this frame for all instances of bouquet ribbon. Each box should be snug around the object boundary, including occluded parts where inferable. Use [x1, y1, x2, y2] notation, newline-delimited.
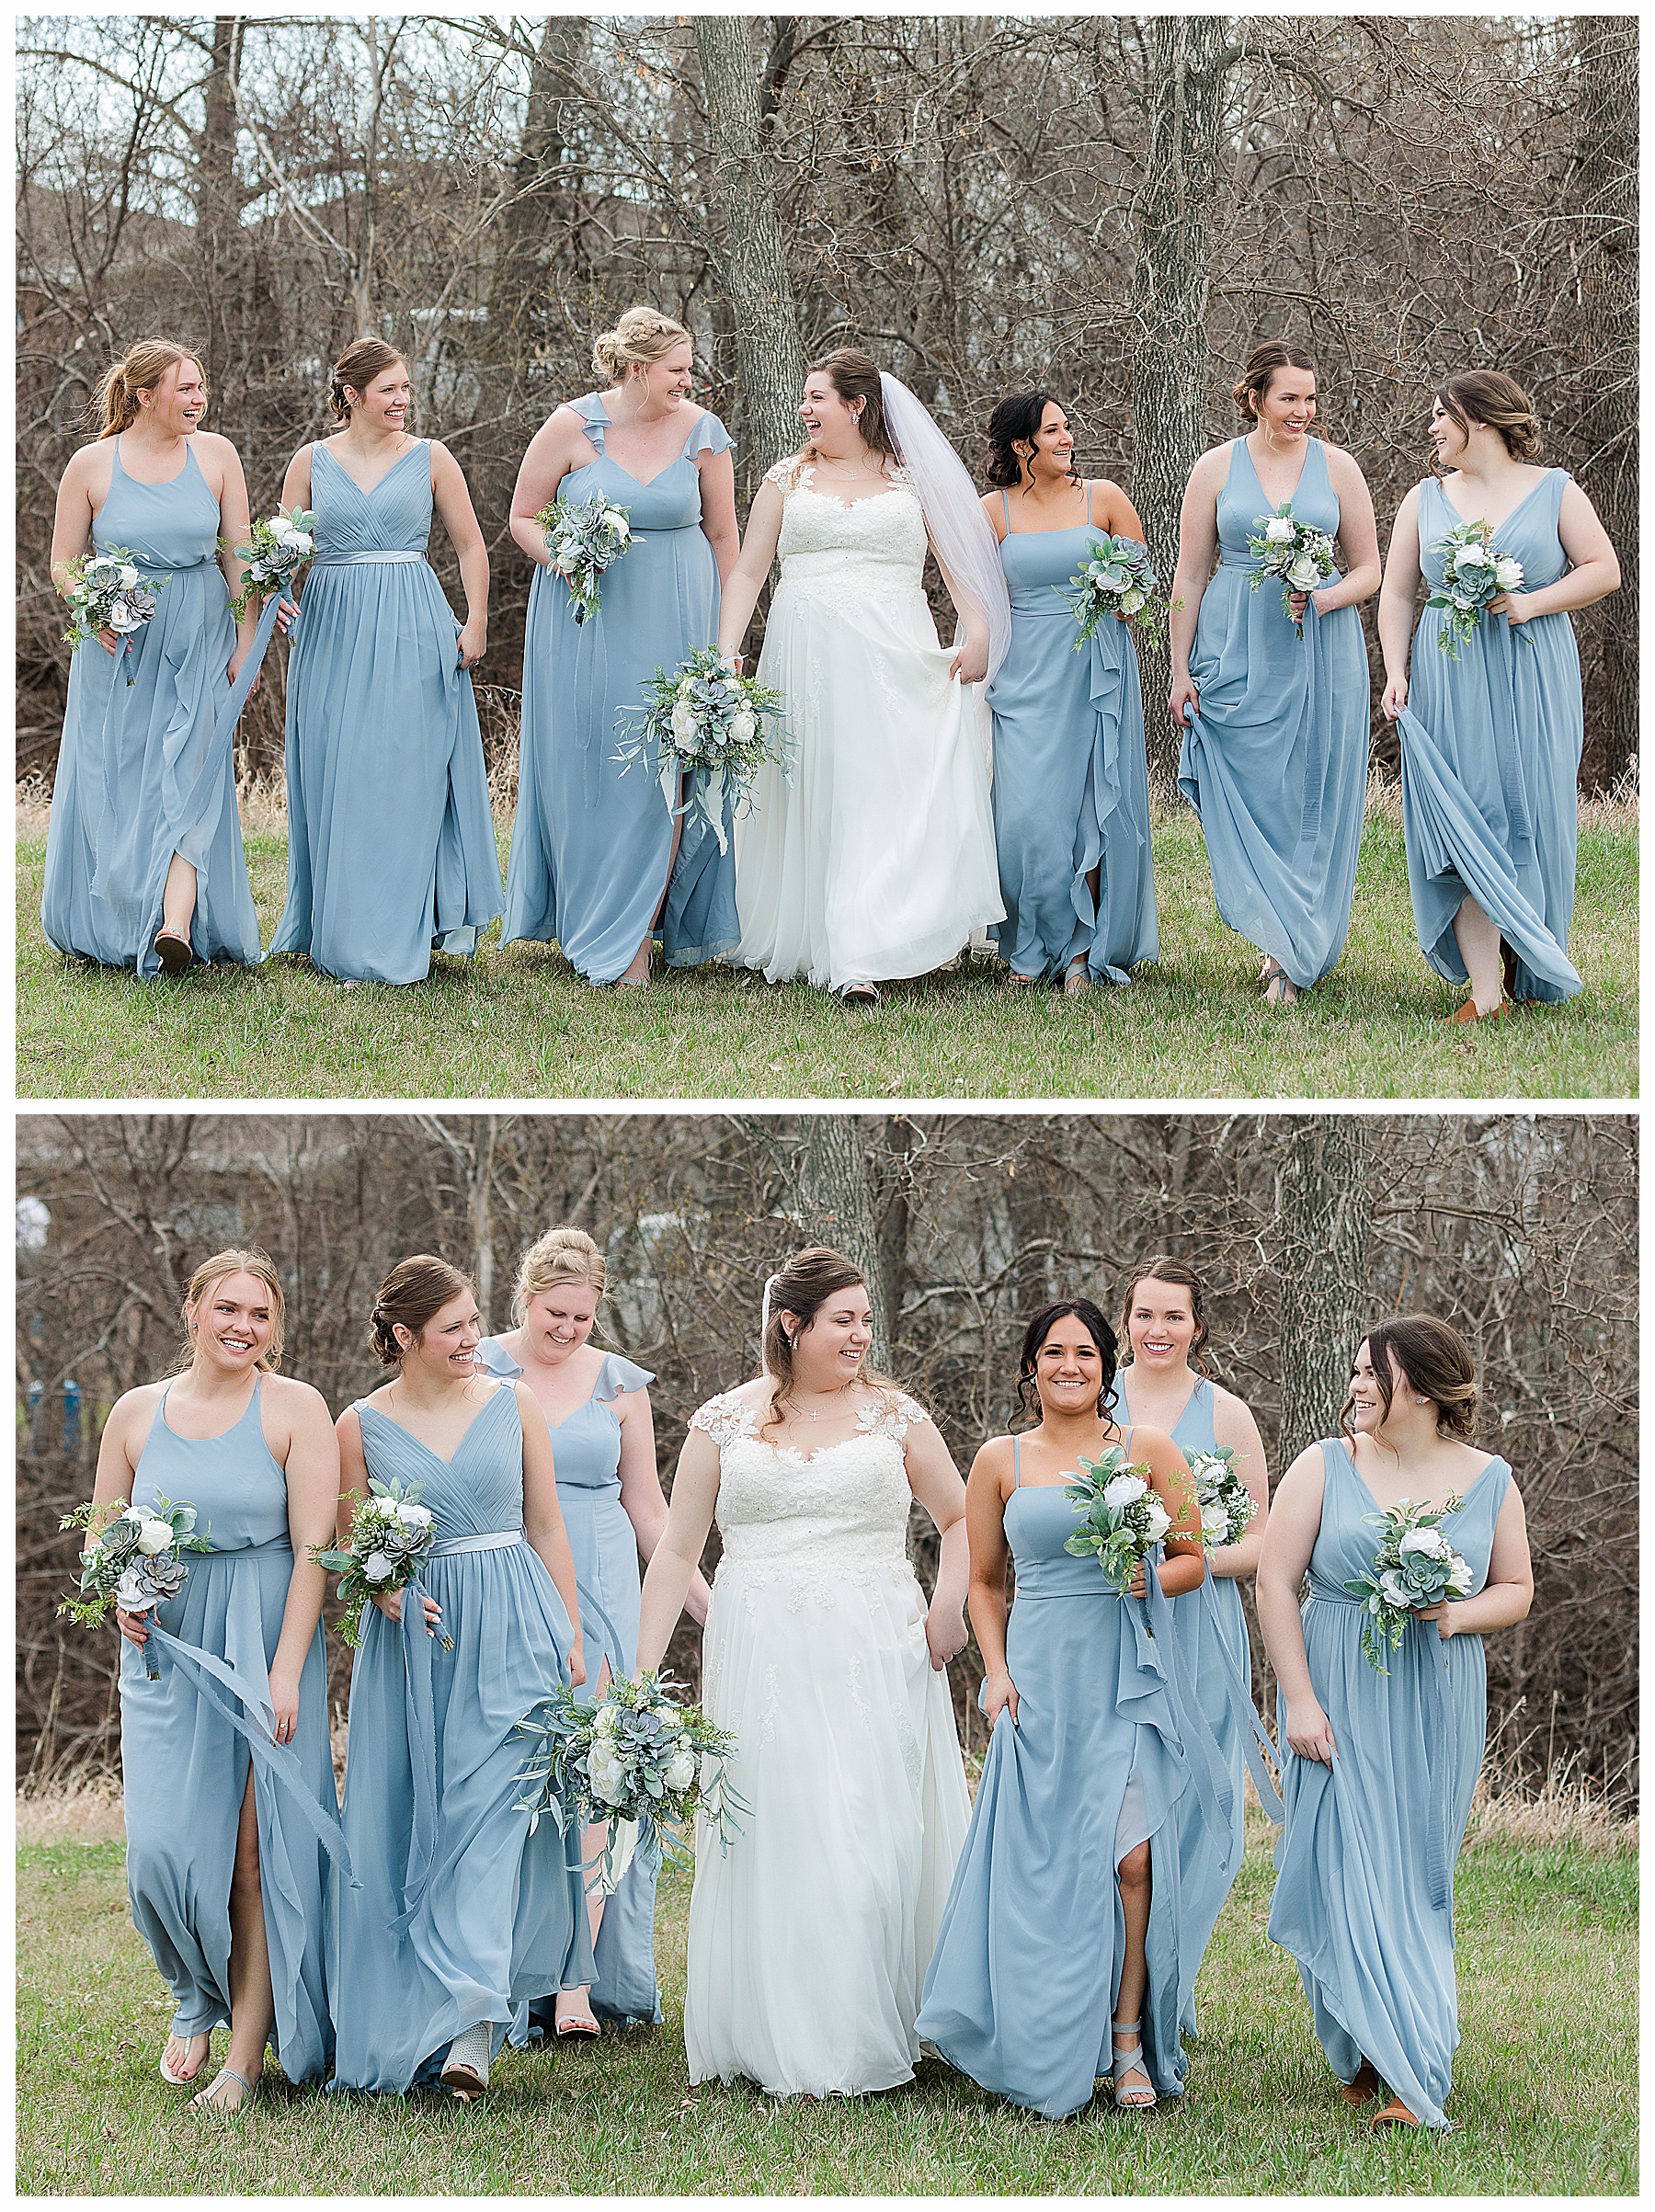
[1189, 1568, 1284, 1820]
[1129, 1573, 1238, 1860]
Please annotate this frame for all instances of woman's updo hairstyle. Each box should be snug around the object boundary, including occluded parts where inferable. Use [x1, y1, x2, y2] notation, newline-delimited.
[329, 337, 409, 425]
[985, 391, 1075, 492]
[592, 306, 691, 387]
[1341, 1313, 1478, 1445]
[180, 1248, 285, 1372]
[1014, 1297, 1118, 1424]
[759, 1243, 900, 1433]
[370, 1254, 473, 1367]
[793, 348, 897, 471]
[1433, 371, 1543, 464]
[1119, 1255, 1212, 1376]
[512, 1226, 606, 1326]
[1233, 341, 1317, 423]
[94, 340, 204, 439]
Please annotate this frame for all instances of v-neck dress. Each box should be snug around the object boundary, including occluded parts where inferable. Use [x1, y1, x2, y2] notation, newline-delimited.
[268, 439, 504, 983]
[329, 1384, 595, 2092]
[1266, 1439, 1512, 2128]
[1177, 438, 1371, 987]
[41, 437, 262, 975]
[500, 394, 740, 983]
[1396, 470, 1583, 1002]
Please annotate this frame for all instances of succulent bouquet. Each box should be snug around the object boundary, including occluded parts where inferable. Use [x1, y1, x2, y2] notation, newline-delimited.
[1427, 519, 1524, 659]
[227, 505, 315, 620]
[1343, 1495, 1473, 1671]
[616, 647, 791, 850]
[59, 1494, 211, 1680]
[61, 549, 163, 678]
[1056, 533, 1174, 644]
[1246, 503, 1339, 635]
[1062, 1444, 1174, 1597]
[537, 493, 634, 622]
[1184, 1445, 1259, 1550]
[312, 1475, 452, 1650]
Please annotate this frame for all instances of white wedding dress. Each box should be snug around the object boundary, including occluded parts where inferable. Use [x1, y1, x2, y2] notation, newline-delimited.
[734, 463, 1004, 991]
[683, 1388, 972, 2097]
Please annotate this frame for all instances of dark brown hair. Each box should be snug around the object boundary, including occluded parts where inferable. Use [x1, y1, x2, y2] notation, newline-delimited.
[94, 341, 205, 439]
[370, 1254, 473, 1367]
[1234, 342, 1318, 424]
[793, 349, 897, 473]
[329, 338, 410, 425]
[1118, 1257, 1212, 1377]
[985, 391, 1078, 493]
[760, 1245, 901, 1435]
[1433, 371, 1543, 464]
[1013, 1298, 1118, 1426]
[1340, 1314, 1478, 1445]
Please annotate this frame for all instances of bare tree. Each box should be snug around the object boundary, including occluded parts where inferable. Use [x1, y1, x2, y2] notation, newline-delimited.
[1276, 1116, 1374, 1466]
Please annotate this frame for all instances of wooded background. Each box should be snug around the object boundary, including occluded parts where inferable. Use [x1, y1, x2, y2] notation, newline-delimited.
[17, 1111, 1638, 1804]
[17, 14, 1638, 792]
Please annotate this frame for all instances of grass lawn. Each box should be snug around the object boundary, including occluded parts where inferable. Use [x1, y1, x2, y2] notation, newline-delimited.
[15, 798, 1638, 1100]
[16, 1822, 1636, 2195]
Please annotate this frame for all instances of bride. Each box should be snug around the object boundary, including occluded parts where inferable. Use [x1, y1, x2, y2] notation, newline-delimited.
[716, 351, 1010, 1004]
[634, 1244, 972, 2097]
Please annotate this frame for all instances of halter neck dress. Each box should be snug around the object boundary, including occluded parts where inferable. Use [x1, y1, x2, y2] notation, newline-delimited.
[1177, 437, 1371, 987]
[500, 395, 740, 982]
[476, 1339, 663, 2027]
[1266, 1439, 1512, 2128]
[1397, 469, 1583, 1002]
[120, 1378, 345, 2081]
[328, 1383, 595, 2091]
[41, 437, 262, 975]
[268, 439, 504, 983]
[987, 487, 1158, 982]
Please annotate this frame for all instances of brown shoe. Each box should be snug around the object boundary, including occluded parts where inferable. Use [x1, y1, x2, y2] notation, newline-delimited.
[153, 927, 193, 975]
[1371, 2093, 1421, 2129]
[1340, 2059, 1382, 2106]
[1444, 996, 1508, 1023]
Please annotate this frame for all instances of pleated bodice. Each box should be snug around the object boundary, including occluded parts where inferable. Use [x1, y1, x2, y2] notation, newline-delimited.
[310, 440, 434, 556]
[355, 1385, 525, 1537]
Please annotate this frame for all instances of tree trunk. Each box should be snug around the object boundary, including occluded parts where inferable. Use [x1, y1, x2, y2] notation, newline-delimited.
[1566, 17, 1638, 790]
[488, 15, 588, 358]
[793, 1116, 891, 1369]
[694, 16, 805, 485]
[1276, 1116, 1373, 1467]
[1123, 17, 1234, 792]
[195, 17, 243, 396]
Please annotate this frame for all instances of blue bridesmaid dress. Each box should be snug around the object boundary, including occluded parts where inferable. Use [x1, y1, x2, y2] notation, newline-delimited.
[476, 1338, 663, 2027]
[500, 395, 740, 983]
[915, 1438, 1232, 2117]
[120, 1380, 347, 2082]
[268, 440, 503, 983]
[1267, 1438, 1512, 2129]
[1178, 438, 1371, 987]
[987, 489, 1158, 983]
[41, 438, 262, 977]
[1118, 1374, 1281, 2039]
[329, 1385, 595, 2092]
[1397, 471, 1583, 1003]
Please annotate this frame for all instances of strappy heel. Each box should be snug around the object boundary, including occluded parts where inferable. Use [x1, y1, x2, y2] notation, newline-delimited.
[1111, 2019, 1156, 2110]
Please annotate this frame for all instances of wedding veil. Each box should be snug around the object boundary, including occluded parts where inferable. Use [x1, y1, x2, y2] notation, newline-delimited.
[879, 371, 1011, 685]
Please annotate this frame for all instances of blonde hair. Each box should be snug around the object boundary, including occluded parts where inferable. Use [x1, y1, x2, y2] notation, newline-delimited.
[511, 1226, 606, 1326]
[180, 1249, 285, 1372]
[328, 337, 410, 425]
[592, 307, 691, 387]
[94, 341, 204, 439]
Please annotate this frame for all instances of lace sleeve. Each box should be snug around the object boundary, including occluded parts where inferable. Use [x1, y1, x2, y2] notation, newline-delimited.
[860, 1390, 930, 1441]
[765, 453, 806, 493]
[689, 1390, 756, 1448]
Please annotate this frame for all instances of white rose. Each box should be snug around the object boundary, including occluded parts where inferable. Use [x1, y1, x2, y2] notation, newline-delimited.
[108, 603, 141, 633]
[663, 1749, 698, 1794]
[1286, 553, 1323, 588]
[1201, 1502, 1229, 1545]
[1264, 516, 1295, 543]
[1398, 1525, 1447, 1559]
[676, 677, 694, 700]
[1378, 1568, 1411, 1606]
[1447, 1558, 1473, 1595]
[115, 1568, 153, 1612]
[727, 709, 756, 747]
[268, 518, 298, 545]
[1454, 542, 1492, 571]
[288, 530, 314, 555]
[118, 564, 140, 590]
[1493, 556, 1523, 590]
[587, 1739, 630, 1806]
[591, 1702, 620, 1739]
[603, 510, 629, 536]
[394, 1500, 433, 1528]
[85, 554, 116, 576]
[362, 1549, 396, 1585]
[134, 1517, 175, 1556]
[1141, 1499, 1171, 1542]
[1119, 587, 1146, 615]
[1102, 1471, 1147, 1510]
[119, 1504, 146, 1527]
[670, 700, 699, 747]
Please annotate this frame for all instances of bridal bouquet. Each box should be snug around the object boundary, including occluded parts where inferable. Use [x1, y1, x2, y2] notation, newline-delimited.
[226, 505, 315, 620]
[1426, 519, 1524, 660]
[1247, 503, 1339, 635]
[1062, 1444, 1172, 1597]
[616, 647, 791, 851]
[59, 1494, 211, 1680]
[61, 549, 163, 676]
[1056, 534, 1174, 644]
[312, 1476, 453, 1651]
[1185, 1445, 1258, 1551]
[536, 493, 633, 623]
[514, 1670, 745, 1884]
[1343, 1496, 1473, 1671]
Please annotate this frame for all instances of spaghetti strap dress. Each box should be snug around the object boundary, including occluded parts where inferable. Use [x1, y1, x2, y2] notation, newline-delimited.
[268, 440, 503, 983]
[41, 437, 262, 976]
[328, 1385, 595, 2092]
[1266, 1439, 1512, 2128]
[120, 1379, 346, 2082]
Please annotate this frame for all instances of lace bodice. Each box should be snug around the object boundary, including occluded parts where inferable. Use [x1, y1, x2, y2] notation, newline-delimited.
[691, 1388, 928, 1590]
[770, 465, 930, 594]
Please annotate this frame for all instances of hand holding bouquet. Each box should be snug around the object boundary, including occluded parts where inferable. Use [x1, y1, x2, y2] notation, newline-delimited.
[1247, 503, 1339, 635]
[227, 506, 315, 620]
[1062, 1444, 1172, 1597]
[1343, 1496, 1472, 1670]
[1056, 534, 1176, 644]
[1427, 519, 1524, 659]
[61, 550, 164, 678]
[1185, 1445, 1258, 1550]
[312, 1476, 452, 1650]
[59, 1494, 211, 1680]
[616, 647, 791, 852]
[537, 494, 633, 622]
[514, 1670, 745, 1884]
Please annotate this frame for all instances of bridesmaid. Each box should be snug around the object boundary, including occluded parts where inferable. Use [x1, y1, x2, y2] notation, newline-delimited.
[981, 392, 1158, 992]
[1170, 342, 1381, 1006]
[502, 307, 741, 986]
[1259, 1315, 1534, 2129]
[477, 1226, 712, 2036]
[41, 340, 264, 977]
[917, 1299, 1224, 2117]
[330, 1256, 595, 2097]
[1378, 371, 1620, 1020]
[90, 1249, 344, 2112]
[268, 338, 503, 984]
[1114, 1257, 1277, 2037]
